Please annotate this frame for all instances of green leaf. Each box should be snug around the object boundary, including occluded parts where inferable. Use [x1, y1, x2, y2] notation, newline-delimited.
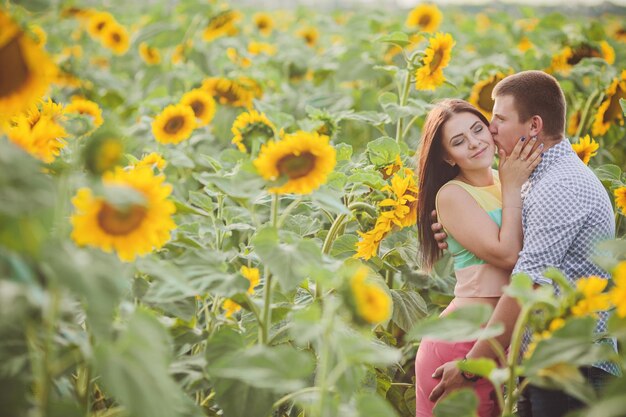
[347, 171, 387, 189]
[137, 253, 248, 303]
[95, 309, 201, 417]
[367, 136, 401, 167]
[290, 302, 323, 345]
[525, 362, 596, 404]
[433, 388, 479, 417]
[211, 378, 276, 417]
[194, 167, 265, 199]
[523, 317, 613, 375]
[252, 227, 324, 292]
[408, 304, 503, 342]
[593, 239, 626, 272]
[208, 345, 315, 392]
[338, 328, 401, 366]
[458, 358, 498, 379]
[621, 98, 626, 117]
[593, 164, 622, 182]
[343, 111, 391, 126]
[335, 143, 353, 161]
[376, 31, 411, 47]
[330, 234, 359, 259]
[506, 273, 560, 308]
[310, 188, 351, 215]
[390, 289, 428, 332]
[356, 392, 399, 417]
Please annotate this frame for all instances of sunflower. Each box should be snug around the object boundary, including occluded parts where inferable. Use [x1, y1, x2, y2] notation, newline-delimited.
[253, 131, 336, 195]
[253, 12, 274, 37]
[201, 77, 254, 108]
[152, 104, 196, 144]
[567, 110, 581, 137]
[134, 152, 166, 171]
[171, 40, 192, 64]
[548, 47, 573, 74]
[226, 47, 251, 68]
[29, 25, 47, 47]
[551, 42, 615, 74]
[6, 99, 68, 163]
[615, 187, 626, 214]
[517, 37, 533, 52]
[297, 26, 319, 48]
[571, 276, 611, 317]
[592, 73, 626, 136]
[202, 10, 241, 42]
[86, 11, 114, 40]
[248, 41, 277, 56]
[350, 267, 392, 324]
[84, 135, 124, 175]
[379, 169, 418, 228]
[231, 110, 276, 153]
[65, 97, 104, 129]
[179, 89, 216, 128]
[222, 299, 241, 318]
[405, 3, 442, 33]
[70, 166, 176, 261]
[469, 72, 507, 120]
[0, 12, 57, 125]
[382, 155, 403, 180]
[414, 32, 455, 91]
[610, 262, 626, 317]
[241, 266, 260, 295]
[599, 41, 616, 65]
[384, 33, 423, 64]
[613, 27, 626, 43]
[571, 135, 599, 165]
[139, 42, 161, 65]
[354, 216, 393, 260]
[101, 23, 129, 55]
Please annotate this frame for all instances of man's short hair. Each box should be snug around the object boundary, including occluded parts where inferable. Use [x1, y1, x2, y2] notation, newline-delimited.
[492, 70, 566, 139]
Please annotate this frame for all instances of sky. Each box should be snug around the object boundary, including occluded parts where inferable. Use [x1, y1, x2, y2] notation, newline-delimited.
[399, 0, 626, 5]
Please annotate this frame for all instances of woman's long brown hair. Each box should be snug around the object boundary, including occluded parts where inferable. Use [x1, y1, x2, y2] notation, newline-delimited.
[416, 99, 490, 270]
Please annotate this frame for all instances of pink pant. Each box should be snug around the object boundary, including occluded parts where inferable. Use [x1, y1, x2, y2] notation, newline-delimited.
[414, 302, 499, 417]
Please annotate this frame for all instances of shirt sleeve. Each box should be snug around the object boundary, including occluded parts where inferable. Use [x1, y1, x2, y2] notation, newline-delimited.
[512, 180, 589, 286]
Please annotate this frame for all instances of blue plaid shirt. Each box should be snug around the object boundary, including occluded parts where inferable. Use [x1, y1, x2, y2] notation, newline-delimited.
[512, 139, 619, 375]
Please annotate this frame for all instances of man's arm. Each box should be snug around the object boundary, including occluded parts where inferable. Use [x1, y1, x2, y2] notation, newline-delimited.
[428, 292, 521, 402]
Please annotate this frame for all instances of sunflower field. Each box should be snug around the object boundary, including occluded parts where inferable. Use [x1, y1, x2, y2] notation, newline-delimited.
[2, 0, 626, 416]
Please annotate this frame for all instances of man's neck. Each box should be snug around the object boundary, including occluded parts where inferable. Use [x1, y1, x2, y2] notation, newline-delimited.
[537, 134, 564, 152]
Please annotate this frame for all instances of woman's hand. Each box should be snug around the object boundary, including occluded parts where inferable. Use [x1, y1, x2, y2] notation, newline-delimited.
[498, 136, 543, 191]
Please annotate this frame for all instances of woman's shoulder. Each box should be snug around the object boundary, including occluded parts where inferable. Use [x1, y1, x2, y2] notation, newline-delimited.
[436, 180, 474, 205]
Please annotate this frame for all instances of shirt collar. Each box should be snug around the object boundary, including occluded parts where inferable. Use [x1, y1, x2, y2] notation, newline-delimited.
[528, 138, 572, 183]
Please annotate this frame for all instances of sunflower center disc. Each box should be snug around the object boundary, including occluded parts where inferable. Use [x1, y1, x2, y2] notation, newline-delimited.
[277, 152, 316, 179]
[419, 15, 431, 27]
[98, 203, 147, 235]
[191, 100, 205, 117]
[164, 116, 185, 134]
[0, 35, 29, 98]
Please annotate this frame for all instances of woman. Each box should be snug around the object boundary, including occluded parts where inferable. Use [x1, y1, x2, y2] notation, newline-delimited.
[414, 99, 542, 417]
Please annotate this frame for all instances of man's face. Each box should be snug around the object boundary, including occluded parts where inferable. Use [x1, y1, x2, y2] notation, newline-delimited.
[489, 95, 529, 155]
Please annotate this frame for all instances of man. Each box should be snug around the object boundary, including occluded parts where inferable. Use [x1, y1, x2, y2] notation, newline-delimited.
[428, 70, 617, 417]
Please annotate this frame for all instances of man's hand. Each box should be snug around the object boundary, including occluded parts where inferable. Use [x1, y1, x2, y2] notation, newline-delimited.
[429, 360, 472, 403]
[430, 210, 448, 250]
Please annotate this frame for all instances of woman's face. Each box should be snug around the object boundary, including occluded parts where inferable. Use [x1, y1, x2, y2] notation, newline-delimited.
[440, 112, 495, 171]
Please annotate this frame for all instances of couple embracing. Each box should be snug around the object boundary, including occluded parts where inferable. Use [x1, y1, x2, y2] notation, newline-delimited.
[413, 70, 618, 417]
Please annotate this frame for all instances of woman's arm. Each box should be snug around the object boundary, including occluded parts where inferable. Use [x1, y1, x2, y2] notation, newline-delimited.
[437, 184, 521, 270]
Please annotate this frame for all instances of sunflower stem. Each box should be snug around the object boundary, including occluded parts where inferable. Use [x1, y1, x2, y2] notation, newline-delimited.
[616, 211, 623, 236]
[395, 69, 413, 144]
[504, 305, 531, 416]
[575, 89, 603, 138]
[260, 194, 279, 344]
